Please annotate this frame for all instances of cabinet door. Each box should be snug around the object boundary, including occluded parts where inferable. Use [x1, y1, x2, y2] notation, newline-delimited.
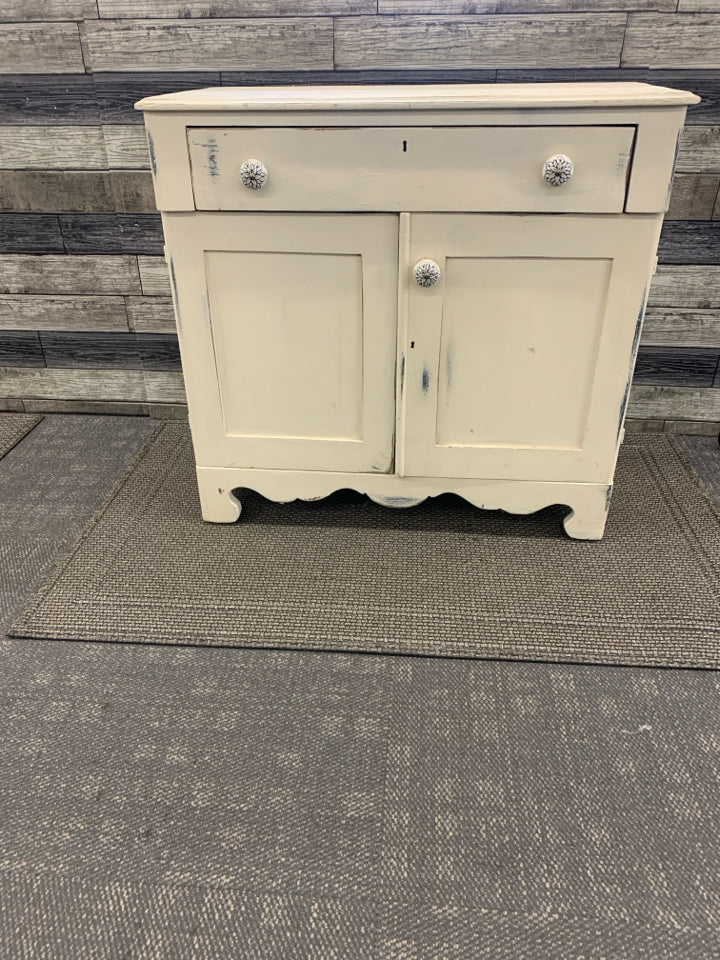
[401, 214, 661, 483]
[163, 213, 398, 473]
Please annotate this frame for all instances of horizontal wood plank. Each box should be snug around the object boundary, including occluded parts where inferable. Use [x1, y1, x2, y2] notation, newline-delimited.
[0, 23, 85, 75]
[22, 397, 149, 415]
[0, 76, 98, 125]
[137, 256, 171, 296]
[0, 295, 129, 331]
[623, 14, 720, 68]
[223, 68, 498, 86]
[379, 1, 495, 11]
[0, 126, 105, 169]
[633, 346, 719, 386]
[136, 332, 181, 370]
[498, 0, 674, 6]
[678, 2, 720, 10]
[82, 18, 334, 72]
[143, 370, 185, 403]
[40, 330, 141, 369]
[0, 331, 43, 367]
[497, 67, 648, 82]
[380, 0, 672, 8]
[147, 402, 187, 419]
[95, 71, 220, 124]
[0, 397, 25, 411]
[126, 296, 175, 333]
[108, 172, 156, 213]
[0, 1, 96, 18]
[0, 366, 148, 400]
[0, 171, 156, 213]
[0, 214, 63, 253]
[103, 125, 149, 169]
[59, 214, 164, 255]
[336, 15, 627, 69]
[642, 308, 720, 347]
[658, 221, 720, 264]
[0, 255, 140, 295]
[665, 173, 720, 219]
[99, 0, 374, 14]
[649, 265, 720, 307]
[676, 125, 720, 172]
[663, 417, 720, 433]
[628, 384, 720, 419]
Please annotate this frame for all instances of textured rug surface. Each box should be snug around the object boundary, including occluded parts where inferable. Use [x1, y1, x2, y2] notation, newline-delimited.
[10, 423, 720, 668]
[0, 413, 41, 458]
[2, 418, 720, 957]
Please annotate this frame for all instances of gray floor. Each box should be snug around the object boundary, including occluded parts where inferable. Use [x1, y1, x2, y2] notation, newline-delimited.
[1, 416, 720, 959]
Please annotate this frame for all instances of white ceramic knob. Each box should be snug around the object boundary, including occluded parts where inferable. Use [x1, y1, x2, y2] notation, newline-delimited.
[240, 158, 269, 190]
[543, 154, 574, 187]
[413, 259, 441, 287]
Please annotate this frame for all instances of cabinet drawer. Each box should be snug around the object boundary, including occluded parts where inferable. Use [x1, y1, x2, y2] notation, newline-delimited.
[187, 125, 635, 213]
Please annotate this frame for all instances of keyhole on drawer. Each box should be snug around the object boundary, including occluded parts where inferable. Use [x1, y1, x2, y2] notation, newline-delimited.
[410, 341, 415, 348]
[403, 140, 407, 152]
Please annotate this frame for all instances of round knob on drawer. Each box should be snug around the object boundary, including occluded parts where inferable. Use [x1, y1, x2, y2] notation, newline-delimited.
[239, 158, 269, 190]
[543, 153, 574, 187]
[413, 259, 441, 288]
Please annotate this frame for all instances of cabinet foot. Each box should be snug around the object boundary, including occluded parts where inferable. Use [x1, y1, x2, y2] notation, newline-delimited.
[562, 485, 611, 540]
[196, 471, 242, 523]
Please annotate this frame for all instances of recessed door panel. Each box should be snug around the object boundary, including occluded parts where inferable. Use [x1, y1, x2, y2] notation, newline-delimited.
[401, 214, 661, 483]
[435, 256, 610, 449]
[206, 250, 364, 442]
[163, 213, 398, 473]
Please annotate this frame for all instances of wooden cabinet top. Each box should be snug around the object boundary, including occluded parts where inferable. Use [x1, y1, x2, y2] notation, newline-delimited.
[135, 82, 699, 114]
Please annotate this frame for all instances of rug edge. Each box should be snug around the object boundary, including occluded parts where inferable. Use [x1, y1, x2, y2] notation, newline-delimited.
[7, 420, 166, 638]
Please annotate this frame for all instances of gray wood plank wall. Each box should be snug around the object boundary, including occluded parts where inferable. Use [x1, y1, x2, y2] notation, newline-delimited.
[0, 4, 719, 425]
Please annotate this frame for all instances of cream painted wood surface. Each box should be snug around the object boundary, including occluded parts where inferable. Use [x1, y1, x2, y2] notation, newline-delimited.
[138, 82, 694, 539]
[188, 125, 634, 214]
[401, 214, 660, 484]
[162, 212, 398, 473]
[137, 83, 698, 113]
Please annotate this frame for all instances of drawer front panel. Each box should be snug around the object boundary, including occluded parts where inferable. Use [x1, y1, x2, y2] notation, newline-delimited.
[188, 125, 635, 213]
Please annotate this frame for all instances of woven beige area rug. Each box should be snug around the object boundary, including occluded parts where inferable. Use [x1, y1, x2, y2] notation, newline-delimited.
[10, 422, 720, 668]
[0, 413, 42, 458]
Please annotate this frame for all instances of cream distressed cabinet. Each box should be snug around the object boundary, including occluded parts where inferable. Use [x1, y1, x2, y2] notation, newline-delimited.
[136, 83, 698, 539]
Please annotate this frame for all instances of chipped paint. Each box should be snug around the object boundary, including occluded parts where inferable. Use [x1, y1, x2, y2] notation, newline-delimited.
[399, 354, 405, 394]
[206, 137, 219, 178]
[422, 366, 430, 394]
[665, 131, 683, 208]
[616, 285, 649, 443]
[605, 485, 613, 511]
[168, 255, 182, 334]
[146, 129, 157, 177]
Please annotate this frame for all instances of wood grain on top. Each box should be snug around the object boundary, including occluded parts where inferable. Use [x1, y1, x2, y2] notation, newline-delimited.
[136, 81, 699, 111]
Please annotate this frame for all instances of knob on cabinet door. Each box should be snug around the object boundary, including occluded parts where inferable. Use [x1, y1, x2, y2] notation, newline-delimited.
[413, 259, 441, 287]
[239, 158, 269, 189]
[543, 153, 574, 186]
